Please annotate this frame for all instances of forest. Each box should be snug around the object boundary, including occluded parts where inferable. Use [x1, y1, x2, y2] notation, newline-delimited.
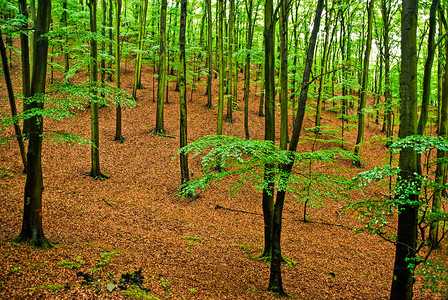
[1, 0, 448, 298]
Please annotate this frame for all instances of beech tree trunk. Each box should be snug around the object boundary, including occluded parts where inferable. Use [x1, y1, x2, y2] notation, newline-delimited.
[179, 0, 189, 188]
[268, 0, 324, 294]
[389, 1, 418, 298]
[261, 0, 275, 258]
[0, 29, 27, 172]
[132, 0, 149, 99]
[114, 0, 124, 142]
[217, 0, 224, 135]
[16, 0, 52, 248]
[205, 0, 213, 108]
[353, 0, 374, 168]
[154, 0, 167, 135]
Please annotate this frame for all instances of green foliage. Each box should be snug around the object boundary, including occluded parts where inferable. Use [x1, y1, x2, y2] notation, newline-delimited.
[175, 135, 356, 217]
[45, 131, 96, 148]
[416, 259, 448, 294]
[29, 284, 65, 291]
[346, 135, 448, 277]
[122, 286, 160, 300]
[96, 251, 119, 266]
[58, 257, 84, 269]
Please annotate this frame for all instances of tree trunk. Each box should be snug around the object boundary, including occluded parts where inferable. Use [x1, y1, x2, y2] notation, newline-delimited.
[389, 1, 418, 298]
[269, 0, 324, 294]
[88, 0, 105, 178]
[217, 0, 224, 135]
[0, 29, 27, 172]
[225, 0, 235, 123]
[261, 0, 275, 258]
[179, 0, 189, 187]
[154, 0, 167, 135]
[416, 0, 438, 177]
[107, 0, 113, 82]
[206, 0, 213, 108]
[315, 3, 333, 131]
[19, 0, 31, 137]
[429, 0, 443, 246]
[114, 0, 124, 142]
[243, 0, 258, 139]
[353, 0, 374, 168]
[279, 0, 289, 149]
[62, 0, 69, 79]
[16, 0, 52, 248]
[132, 0, 149, 99]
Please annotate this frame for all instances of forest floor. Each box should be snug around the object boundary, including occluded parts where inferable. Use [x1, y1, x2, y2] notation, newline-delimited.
[0, 59, 446, 299]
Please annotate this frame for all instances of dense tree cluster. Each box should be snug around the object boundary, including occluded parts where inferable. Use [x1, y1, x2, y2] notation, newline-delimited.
[1, 0, 448, 298]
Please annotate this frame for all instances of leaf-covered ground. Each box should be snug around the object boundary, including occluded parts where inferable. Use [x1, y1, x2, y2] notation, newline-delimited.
[0, 60, 445, 299]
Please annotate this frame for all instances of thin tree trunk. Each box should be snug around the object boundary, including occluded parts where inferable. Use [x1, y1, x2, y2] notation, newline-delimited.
[132, 0, 149, 99]
[179, 0, 189, 187]
[114, 0, 124, 142]
[88, 0, 105, 178]
[315, 3, 333, 131]
[225, 0, 235, 123]
[0, 29, 27, 172]
[217, 0, 224, 135]
[154, 0, 167, 135]
[206, 0, 213, 108]
[279, 0, 289, 149]
[353, 0, 374, 168]
[269, 0, 324, 294]
[428, 0, 443, 246]
[261, 0, 275, 258]
[19, 0, 31, 136]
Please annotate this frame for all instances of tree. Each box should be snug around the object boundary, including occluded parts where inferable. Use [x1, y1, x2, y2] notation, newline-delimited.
[205, 0, 213, 108]
[268, 0, 324, 293]
[261, 0, 275, 257]
[243, 0, 260, 139]
[114, 0, 124, 143]
[225, 0, 235, 123]
[314, 1, 333, 132]
[16, 0, 53, 248]
[279, 0, 289, 150]
[217, 0, 224, 135]
[154, 0, 168, 135]
[429, 0, 443, 246]
[18, 0, 31, 137]
[87, 0, 106, 179]
[353, 0, 374, 168]
[0, 28, 27, 172]
[389, 0, 418, 298]
[179, 0, 189, 187]
[380, 0, 393, 141]
[132, 0, 149, 99]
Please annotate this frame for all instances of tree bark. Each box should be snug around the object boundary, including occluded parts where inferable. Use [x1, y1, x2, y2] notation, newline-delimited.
[389, 1, 418, 298]
[217, 0, 224, 135]
[0, 29, 27, 172]
[225, 0, 235, 123]
[261, 0, 275, 258]
[206, 0, 213, 108]
[315, 3, 333, 131]
[114, 0, 124, 143]
[19, 0, 31, 136]
[16, 0, 52, 248]
[268, 0, 324, 294]
[132, 0, 149, 99]
[179, 0, 189, 188]
[88, 0, 105, 178]
[154, 0, 167, 135]
[353, 0, 374, 168]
